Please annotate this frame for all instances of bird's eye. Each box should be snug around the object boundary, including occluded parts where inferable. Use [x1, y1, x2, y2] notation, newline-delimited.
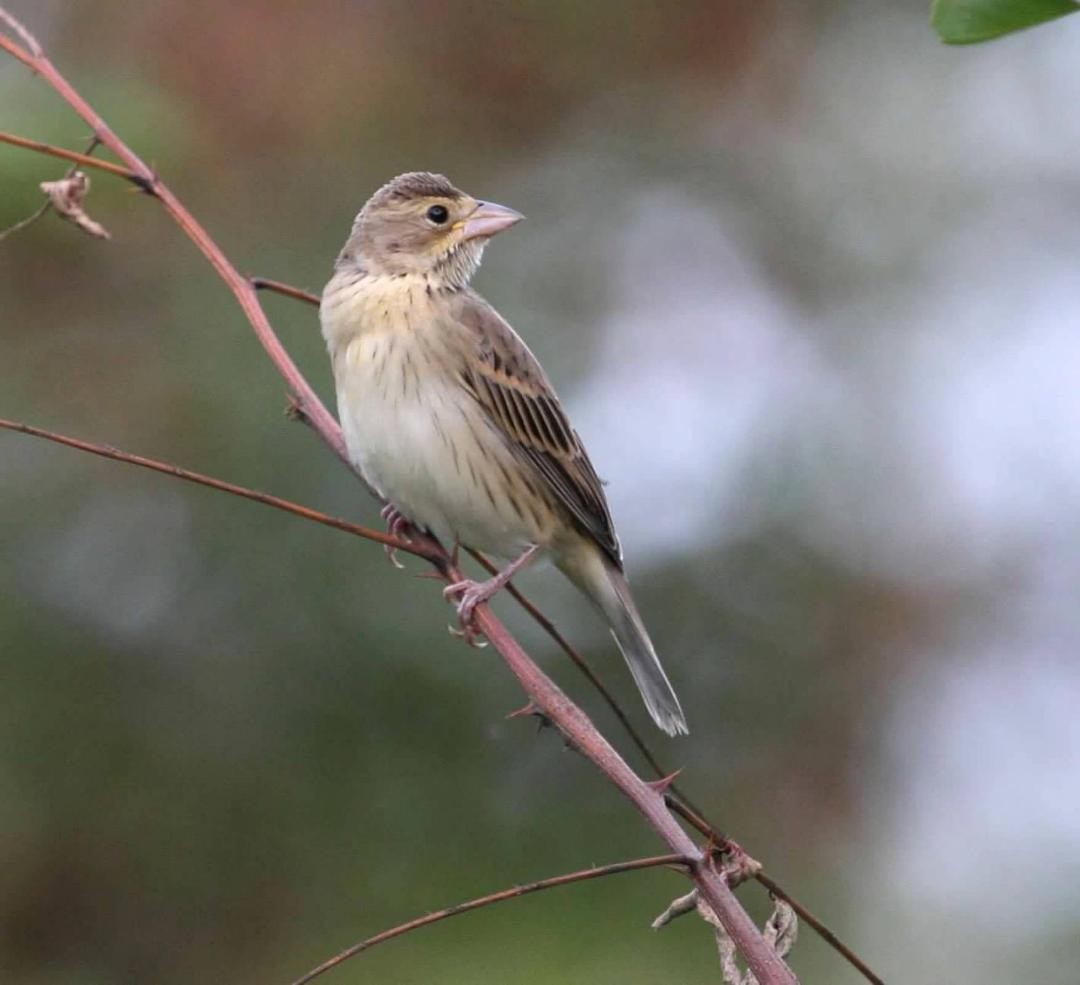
[426, 204, 449, 224]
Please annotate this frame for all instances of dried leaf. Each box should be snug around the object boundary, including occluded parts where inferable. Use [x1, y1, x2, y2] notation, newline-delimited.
[651, 888, 699, 929]
[39, 171, 110, 240]
[653, 884, 798, 985]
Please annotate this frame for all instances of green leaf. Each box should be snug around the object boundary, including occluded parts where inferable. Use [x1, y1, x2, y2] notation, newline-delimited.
[932, 0, 1080, 43]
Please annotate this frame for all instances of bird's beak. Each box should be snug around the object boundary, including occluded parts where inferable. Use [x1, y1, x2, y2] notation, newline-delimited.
[461, 201, 524, 241]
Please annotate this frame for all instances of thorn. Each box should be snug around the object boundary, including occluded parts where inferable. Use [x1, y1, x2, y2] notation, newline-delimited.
[284, 394, 308, 423]
[506, 701, 541, 720]
[646, 768, 683, 796]
[505, 701, 552, 733]
[128, 172, 157, 195]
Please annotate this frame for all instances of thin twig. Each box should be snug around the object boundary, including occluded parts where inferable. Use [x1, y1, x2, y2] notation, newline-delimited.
[0, 131, 141, 185]
[755, 874, 882, 985]
[252, 276, 321, 306]
[290, 854, 691, 985]
[0, 197, 49, 241]
[0, 15, 799, 981]
[0, 418, 433, 561]
[666, 797, 732, 851]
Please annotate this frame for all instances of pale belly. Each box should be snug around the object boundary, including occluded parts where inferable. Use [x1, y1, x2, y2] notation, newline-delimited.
[335, 333, 553, 559]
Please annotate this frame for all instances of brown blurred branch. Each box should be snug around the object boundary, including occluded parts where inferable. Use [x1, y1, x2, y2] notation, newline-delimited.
[0, 130, 145, 186]
[0, 9, 801, 982]
[0, 418, 433, 561]
[290, 853, 691, 985]
[251, 276, 321, 306]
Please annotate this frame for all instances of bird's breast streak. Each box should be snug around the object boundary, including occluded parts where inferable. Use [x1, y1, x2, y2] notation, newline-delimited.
[336, 329, 549, 558]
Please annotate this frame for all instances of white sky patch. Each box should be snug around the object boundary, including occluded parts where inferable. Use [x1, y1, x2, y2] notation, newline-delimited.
[568, 190, 834, 559]
[902, 230, 1080, 552]
[874, 636, 1080, 929]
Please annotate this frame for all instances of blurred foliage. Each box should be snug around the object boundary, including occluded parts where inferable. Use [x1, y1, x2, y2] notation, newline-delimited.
[3, 1, 1080, 984]
[933, 0, 1079, 43]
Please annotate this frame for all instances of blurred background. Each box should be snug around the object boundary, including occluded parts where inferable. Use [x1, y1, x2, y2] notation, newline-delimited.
[3, 1, 1079, 982]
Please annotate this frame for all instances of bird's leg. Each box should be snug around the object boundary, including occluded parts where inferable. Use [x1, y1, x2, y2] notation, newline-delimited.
[444, 544, 541, 641]
[381, 503, 414, 570]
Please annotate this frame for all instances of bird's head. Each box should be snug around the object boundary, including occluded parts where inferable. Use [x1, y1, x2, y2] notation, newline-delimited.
[338, 172, 523, 288]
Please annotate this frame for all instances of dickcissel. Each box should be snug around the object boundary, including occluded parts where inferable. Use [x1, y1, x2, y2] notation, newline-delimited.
[320, 172, 687, 735]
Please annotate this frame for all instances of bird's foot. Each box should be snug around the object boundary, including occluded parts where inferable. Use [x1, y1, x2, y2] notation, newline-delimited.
[442, 544, 540, 647]
[381, 504, 414, 569]
[443, 577, 499, 646]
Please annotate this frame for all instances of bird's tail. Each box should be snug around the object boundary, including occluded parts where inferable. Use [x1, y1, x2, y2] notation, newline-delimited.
[558, 544, 688, 737]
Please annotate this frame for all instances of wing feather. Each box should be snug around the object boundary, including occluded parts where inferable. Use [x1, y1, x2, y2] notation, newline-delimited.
[449, 291, 622, 565]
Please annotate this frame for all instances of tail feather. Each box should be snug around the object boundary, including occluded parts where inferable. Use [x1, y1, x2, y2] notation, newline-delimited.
[559, 546, 688, 736]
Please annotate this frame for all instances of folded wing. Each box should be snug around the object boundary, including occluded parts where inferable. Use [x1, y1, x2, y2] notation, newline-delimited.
[451, 291, 622, 567]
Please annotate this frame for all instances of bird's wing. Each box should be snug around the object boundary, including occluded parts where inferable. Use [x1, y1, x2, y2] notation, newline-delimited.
[451, 291, 622, 565]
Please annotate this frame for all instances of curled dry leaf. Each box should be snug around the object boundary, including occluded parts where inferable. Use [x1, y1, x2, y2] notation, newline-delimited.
[651, 888, 699, 929]
[39, 171, 110, 239]
[763, 899, 798, 961]
[654, 885, 797, 985]
[715, 898, 799, 985]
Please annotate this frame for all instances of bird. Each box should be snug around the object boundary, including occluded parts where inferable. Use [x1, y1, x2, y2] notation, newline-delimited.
[320, 171, 687, 736]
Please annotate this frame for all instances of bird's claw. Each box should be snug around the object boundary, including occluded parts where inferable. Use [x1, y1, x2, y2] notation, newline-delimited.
[441, 545, 538, 648]
[381, 504, 413, 570]
[443, 578, 492, 648]
[447, 621, 488, 649]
